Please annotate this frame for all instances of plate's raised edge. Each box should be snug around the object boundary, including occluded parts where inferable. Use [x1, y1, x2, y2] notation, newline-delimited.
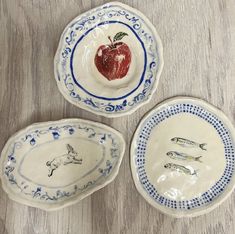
[54, 1, 164, 118]
[130, 96, 235, 218]
[0, 118, 126, 211]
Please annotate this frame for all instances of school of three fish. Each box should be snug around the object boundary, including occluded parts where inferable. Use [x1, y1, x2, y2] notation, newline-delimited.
[164, 137, 207, 176]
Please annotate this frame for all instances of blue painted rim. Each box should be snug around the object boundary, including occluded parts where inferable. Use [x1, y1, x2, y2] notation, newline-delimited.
[70, 20, 147, 101]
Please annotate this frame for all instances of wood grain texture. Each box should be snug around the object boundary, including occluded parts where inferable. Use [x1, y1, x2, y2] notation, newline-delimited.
[0, 0, 235, 233]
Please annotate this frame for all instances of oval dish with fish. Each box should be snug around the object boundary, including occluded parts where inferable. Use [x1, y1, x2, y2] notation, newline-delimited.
[0, 119, 125, 211]
[131, 97, 235, 217]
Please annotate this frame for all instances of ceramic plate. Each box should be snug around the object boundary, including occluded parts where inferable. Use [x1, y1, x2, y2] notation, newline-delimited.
[131, 97, 235, 217]
[54, 2, 163, 117]
[0, 119, 125, 211]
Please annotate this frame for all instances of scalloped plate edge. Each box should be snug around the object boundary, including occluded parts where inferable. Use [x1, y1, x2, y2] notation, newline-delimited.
[0, 118, 126, 211]
[54, 1, 164, 118]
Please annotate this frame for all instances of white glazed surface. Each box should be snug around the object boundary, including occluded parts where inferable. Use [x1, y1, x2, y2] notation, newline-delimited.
[54, 2, 164, 117]
[131, 97, 235, 218]
[0, 119, 125, 211]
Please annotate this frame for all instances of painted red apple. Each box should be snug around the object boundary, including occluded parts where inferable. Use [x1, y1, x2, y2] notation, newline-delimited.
[94, 32, 131, 81]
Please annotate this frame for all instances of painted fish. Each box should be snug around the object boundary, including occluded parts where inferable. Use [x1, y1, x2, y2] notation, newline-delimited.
[171, 137, 207, 151]
[166, 151, 202, 163]
[164, 163, 198, 176]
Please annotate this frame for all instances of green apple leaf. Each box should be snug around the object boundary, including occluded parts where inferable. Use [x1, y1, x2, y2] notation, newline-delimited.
[113, 32, 128, 42]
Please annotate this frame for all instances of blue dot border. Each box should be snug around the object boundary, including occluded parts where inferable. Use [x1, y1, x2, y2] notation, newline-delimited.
[135, 103, 235, 210]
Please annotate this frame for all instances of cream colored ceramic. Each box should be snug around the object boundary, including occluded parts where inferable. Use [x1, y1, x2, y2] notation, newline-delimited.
[131, 97, 235, 217]
[0, 119, 125, 211]
[54, 2, 163, 117]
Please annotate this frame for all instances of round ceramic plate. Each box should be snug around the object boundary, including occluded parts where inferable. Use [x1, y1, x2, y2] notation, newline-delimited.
[0, 119, 125, 211]
[131, 97, 235, 217]
[54, 2, 163, 117]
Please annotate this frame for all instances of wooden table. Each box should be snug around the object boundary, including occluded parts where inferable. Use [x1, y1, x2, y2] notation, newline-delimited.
[0, 0, 235, 233]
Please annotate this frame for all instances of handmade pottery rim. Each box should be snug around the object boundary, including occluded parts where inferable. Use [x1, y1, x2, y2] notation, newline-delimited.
[54, 1, 164, 118]
[0, 118, 126, 211]
[130, 96, 235, 218]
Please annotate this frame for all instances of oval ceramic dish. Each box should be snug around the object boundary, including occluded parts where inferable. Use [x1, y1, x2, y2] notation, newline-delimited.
[131, 97, 235, 217]
[0, 119, 125, 211]
[54, 2, 163, 117]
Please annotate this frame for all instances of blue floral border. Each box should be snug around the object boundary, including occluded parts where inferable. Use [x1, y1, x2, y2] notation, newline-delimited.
[4, 123, 120, 202]
[56, 4, 161, 114]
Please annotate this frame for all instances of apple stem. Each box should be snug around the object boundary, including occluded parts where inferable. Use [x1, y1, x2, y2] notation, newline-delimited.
[108, 36, 114, 48]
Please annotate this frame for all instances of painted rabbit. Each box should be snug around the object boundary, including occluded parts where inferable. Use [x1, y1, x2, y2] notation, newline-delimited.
[46, 144, 82, 177]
